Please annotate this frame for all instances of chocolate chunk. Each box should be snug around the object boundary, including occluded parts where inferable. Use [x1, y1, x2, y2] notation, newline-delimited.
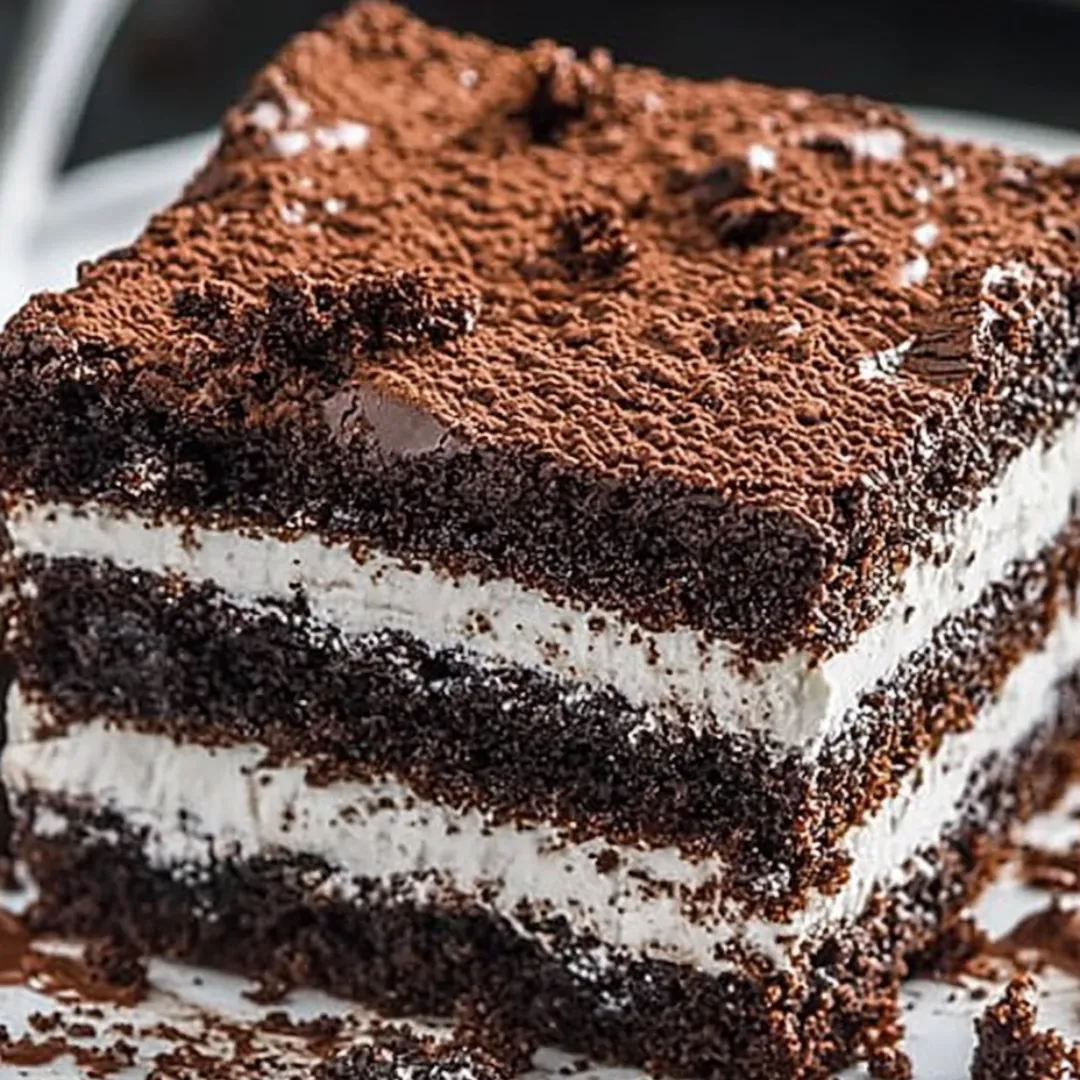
[712, 201, 800, 249]
[517, 43, 613, 145]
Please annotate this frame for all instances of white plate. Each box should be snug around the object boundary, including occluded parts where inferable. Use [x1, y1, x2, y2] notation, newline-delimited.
[4, 108, 1080, 1077]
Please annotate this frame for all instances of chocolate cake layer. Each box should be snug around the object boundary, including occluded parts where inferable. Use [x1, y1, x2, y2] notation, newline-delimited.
[15, 675, 1080, 1080]
[2, 3, 1080, 658]
[6, 498, 1080, 911]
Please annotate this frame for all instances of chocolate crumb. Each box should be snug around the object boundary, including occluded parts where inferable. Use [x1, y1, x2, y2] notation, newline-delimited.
[867, 1044, 913, 1080]
[174, 270, 480, 387]
[258, 1010, 345, 1040]
[452, 995, 538, 1074]
[316, 1026, 511, 1080]
[0, 1035, 68, 1067]
[594, 848, 621, 875]
[1020, 843, 1080, 892]
[517, 43, 612, 144]
[690, 158, 753, 210]
[243, 970, 293, 1005]
[83, 936, 149, 1001]
[712, 201, 800, 249]
[27, 1011, 62, 1033]
[970, 975, 1080, 1079]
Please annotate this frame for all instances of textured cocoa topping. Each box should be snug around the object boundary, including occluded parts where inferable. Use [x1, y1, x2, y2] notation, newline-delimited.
[3, 4, 1080, 656]
[970, 975, 1080, 1080]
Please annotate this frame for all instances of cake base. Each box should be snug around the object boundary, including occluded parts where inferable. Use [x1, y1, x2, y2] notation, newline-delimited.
[15, 682, 1080, 1080]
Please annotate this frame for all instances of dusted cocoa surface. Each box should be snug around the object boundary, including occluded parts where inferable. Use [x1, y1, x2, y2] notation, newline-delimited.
[3, 3, 1080, 656]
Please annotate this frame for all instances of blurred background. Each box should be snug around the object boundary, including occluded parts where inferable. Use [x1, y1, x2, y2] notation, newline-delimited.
[2, 0, 1080, 170]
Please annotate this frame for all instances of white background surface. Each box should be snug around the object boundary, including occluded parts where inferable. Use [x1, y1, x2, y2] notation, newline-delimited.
[3, 110, 1080, 1077]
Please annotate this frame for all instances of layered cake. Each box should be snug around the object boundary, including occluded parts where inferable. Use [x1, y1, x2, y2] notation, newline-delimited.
[3, 3, 1080, 1077]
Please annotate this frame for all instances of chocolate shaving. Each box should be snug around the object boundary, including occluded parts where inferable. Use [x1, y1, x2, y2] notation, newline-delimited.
[801, 131, 855, 162]
[690, 158, 753, 211]
[901, 305, 978, 388]
[712, 201, 800, 249]
[989, 898, 1080, 978]
[517, 43, 613, 144]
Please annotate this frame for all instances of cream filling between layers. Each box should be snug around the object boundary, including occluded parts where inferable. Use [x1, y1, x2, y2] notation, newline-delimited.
[7, 596, 1080, 978]
[9, 407, 1080, 748]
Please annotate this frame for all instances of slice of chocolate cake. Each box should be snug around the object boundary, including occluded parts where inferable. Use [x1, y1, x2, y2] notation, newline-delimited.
[3, 3, 1080, 1078]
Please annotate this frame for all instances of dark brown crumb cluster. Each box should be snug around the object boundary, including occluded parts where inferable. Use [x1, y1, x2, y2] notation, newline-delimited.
[82, 937, 150, 1000]
[169, 271, 480, 428]
[451, 996, 538, 1074]
[970, 976, 1080, 1080]
[3, 4, 1080, 656]
[316, 1027, 510, 1080]
[547, 202, 637, 281]
[515, 41, 614, 145]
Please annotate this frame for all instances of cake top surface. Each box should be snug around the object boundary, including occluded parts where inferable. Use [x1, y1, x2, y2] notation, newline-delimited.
[5, 1, 1080, 529]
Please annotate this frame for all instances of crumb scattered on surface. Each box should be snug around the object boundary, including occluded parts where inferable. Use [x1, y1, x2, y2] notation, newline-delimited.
[243, 971, 293, 1005]
[83, 937, 150, 1001]
[970, 975, 1080, 1079]
[316, 1024, 512, 1080]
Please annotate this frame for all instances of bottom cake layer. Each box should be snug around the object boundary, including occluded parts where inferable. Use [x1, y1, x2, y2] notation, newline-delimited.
[13, 677, 1080, 1080]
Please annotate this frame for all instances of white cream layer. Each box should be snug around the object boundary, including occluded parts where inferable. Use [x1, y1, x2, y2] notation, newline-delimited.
[9, 407, 1080, 748]
[7, 592, 1080, 977]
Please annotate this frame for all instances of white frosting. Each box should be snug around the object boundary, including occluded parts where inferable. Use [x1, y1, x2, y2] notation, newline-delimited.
[7, 595, 1080, 976]
[11, 402, 1080, 750]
